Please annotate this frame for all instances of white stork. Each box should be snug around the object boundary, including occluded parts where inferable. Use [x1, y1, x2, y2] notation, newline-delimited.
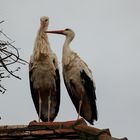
[29, 16, 60, 122]
[46, 28, 97, 125]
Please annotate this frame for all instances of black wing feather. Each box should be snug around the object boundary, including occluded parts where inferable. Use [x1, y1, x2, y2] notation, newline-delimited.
[80, 69, 98, 121]
[63, 76, 79, 113]
[29, 69, 39, 115]
[51, 68, 60, 121]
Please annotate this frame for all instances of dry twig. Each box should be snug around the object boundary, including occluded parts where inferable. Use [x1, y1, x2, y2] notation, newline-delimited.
[0, 20, 28, 94]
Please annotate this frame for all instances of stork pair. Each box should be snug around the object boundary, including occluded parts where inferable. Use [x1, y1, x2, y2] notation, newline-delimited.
[29, 16, 98, 125]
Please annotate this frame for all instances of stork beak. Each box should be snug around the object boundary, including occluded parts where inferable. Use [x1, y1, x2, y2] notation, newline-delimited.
[45, 30, 64, 35]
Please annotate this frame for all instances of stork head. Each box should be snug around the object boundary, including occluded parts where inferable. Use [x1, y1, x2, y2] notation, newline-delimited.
[46, 28, 75, 41]
[62, 28, 75, 39]
[40, 16, 49, 30]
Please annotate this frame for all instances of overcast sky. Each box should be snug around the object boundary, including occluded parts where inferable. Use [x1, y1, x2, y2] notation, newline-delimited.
[0, 0, 140, 139]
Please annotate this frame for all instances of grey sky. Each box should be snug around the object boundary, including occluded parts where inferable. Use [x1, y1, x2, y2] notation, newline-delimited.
[0, 0, 140, 139]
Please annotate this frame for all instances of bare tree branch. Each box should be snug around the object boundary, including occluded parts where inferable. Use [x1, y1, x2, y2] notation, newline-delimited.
[0, 21, 4, 24]
[0, 56, 21, 79]
[0, 30, 13, 41]
[0, 20, 28, 94]
[0, 42, 28, 66]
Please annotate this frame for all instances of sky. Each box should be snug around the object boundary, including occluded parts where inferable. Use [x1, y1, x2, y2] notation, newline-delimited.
[0, 0, 140, 139]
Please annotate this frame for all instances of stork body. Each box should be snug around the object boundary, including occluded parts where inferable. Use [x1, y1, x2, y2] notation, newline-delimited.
[46, 29, 97, 125]
[29, 17, 60, 122]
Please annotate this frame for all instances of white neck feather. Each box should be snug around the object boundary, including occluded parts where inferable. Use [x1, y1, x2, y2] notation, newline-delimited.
[62, 37, 73, 66]
[33, 29, 50, 61]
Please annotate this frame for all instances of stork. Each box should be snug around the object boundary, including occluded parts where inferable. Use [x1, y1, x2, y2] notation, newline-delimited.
[29, 16, 60, 122]
[46, 28, 97, 125]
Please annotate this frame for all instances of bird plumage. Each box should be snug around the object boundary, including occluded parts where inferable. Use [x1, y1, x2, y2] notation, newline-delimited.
[29, 16, 60, 122]
[46, 28, 97, 124]
[62, 29, 97, 124]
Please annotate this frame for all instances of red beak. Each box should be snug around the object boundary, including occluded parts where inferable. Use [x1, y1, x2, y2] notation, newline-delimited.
[45, 30, 64, 35]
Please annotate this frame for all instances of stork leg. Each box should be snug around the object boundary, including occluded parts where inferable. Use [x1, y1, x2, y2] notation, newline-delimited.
[48, 91, 51, 122]
[38, 90, 42, 122]
[77, 99, 82, 120]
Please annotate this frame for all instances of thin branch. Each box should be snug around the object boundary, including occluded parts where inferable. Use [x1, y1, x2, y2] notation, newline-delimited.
[1, 44, 28, 65]
[0, 30, 13, 41]
[0, 50, 20, 66]
[0, 56, 21, 80]
[0, 53, 13, 62]
[0, 20, 4, 24]
[7, 41, 28, 64]
[0, 84, 6, 94]
[0, 20, 28, 93]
